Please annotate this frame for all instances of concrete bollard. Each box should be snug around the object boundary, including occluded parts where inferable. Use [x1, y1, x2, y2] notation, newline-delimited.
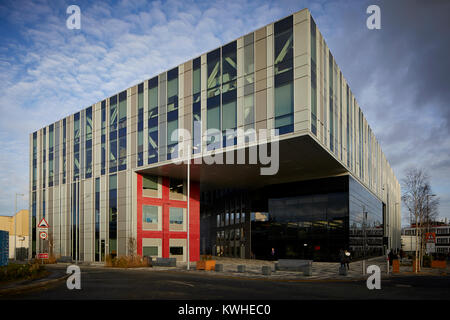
[237, 265, 246, 273]
[215, 263, 224, 272]
[262, 266, 272, 275]
[303, 262, 312, 276]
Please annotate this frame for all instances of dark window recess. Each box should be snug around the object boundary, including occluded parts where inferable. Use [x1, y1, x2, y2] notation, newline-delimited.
[169, 178, 183, 194]
[170, 247, 183, 255]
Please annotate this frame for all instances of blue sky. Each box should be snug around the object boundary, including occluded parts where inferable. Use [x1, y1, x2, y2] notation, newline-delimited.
[0, 0, 449, 225]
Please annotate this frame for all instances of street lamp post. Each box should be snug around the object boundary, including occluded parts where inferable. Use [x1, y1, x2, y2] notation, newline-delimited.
[186, 141, 198, 271]
[426, 194, 436, 257]
[14, 193, 25, 261]
[187, 145, 190, 271]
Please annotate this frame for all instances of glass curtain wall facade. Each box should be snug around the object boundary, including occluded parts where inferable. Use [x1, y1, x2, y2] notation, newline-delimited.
[201, 175, 384, 261]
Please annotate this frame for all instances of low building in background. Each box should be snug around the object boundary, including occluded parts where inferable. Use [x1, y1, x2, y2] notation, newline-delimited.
[0, 210, 29, 260]
[401, 221, 450, 255]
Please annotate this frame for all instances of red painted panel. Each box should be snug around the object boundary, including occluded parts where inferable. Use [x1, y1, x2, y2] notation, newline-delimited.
[136, 173, 200, 262]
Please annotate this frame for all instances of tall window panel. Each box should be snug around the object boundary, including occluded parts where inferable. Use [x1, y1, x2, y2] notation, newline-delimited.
[274, 15, 294, 135]
[85, 106, 93, 178]
[167, 68, 179, 160]
[109, 174, 117, 257]
[42, 127, 46, 188]
[310, 17, 317, 135]
[368, 128, 372, 187]
[95, 177, 100, 261]
[118, 91, 127, 171]
[192, 57, 201, 154]
[334, 65, 339, 156]
[243, 33, 255, 133]
[32, 192, 36, 257]
[54, 122, 59, 186]
[62, 119, 67, 184]
[359, 109, 363, 179]
[329, 53, 334, 152]
[72, 181, 79, 260]
[346, 86, 350, 168]
[339, 73, 343, 158]
[73, 113, 80, 181]
[48, 124, 54, 186]
[351, 97, 355, 171]
[42, 189, 46, 218]
[207, 48, 221, 150]
[137, 83, 144, 166]
[101, 101, 106, 175]
[109, 95, 118, 173]
[32, 132, 37, 191]
[148, 77, 159, 164]
[222, 41, 237, 147]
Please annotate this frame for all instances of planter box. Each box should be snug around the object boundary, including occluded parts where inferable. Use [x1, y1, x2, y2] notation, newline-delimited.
[262, 266, 272, 275]
[431, 260, 447, 269]
[154, 258, 176, 267]
[392, 260, 400, 273]
[196, 260, 216, 271]
[278, 259, 313, 272]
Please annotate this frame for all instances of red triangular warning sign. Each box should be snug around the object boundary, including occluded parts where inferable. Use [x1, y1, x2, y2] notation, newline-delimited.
[38, 218, 49, 228]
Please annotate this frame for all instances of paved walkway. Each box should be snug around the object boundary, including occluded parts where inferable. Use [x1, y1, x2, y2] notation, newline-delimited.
[173, 256, 449, 280]
[172, 256, 388, 280]
[17, 257, 448, 283]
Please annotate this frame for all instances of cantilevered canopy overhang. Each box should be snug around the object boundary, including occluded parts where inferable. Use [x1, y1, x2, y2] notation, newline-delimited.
[135, 133, 348, 192]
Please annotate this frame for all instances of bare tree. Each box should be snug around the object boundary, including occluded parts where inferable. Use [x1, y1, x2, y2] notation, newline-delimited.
[401, 167, 439, 272]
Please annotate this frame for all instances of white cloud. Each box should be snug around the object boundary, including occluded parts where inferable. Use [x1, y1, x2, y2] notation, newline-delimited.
[0, 0, 296, 216]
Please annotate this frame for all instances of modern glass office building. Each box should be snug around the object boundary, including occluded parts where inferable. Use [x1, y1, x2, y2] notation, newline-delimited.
[29, 9, 401, 262]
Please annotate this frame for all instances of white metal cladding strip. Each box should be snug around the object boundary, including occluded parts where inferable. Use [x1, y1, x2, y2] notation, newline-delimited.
[266, 24, 274, 130]
[178, 63, 184, 145]
[201, 53, 207, 153]
[237, 36, 244, 129]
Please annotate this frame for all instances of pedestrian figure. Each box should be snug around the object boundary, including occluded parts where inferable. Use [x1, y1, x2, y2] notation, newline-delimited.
[388, 249, 394, 266]
[344, 250, 351, 270]
[270, 247, 276, 260]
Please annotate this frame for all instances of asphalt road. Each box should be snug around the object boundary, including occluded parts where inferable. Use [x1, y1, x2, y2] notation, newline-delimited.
[3, 266, 450, 300]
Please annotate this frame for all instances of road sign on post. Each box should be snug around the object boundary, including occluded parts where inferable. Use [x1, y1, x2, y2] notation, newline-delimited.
[39, 231, 48, 240]
[37, 253, 48, 259]
[38, 218, 49, 229]
[425, 232, 436, 243]
[426, 243, 436, 254]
